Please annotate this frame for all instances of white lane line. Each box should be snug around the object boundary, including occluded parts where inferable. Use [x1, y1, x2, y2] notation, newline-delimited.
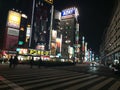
[0, 75, 24, 90]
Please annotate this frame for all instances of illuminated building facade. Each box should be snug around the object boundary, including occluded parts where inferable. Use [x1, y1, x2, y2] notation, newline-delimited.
[53, 10, 62, 56]
[30, 0, 51, 50]
[100, 0, 120, 65]
[60, 7, 79, 61]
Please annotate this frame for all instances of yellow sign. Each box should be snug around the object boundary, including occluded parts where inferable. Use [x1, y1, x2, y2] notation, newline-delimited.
[29, 49, 50, 56]
[44, 0, 53, 4]
[7, 10, 21, 29]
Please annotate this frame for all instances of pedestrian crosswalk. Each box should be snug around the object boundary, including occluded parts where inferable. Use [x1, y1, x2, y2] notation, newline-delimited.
[0, 67, 120, 90]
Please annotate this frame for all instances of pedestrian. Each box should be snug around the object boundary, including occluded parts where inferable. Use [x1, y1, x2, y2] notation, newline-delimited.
[9, 56, 13, 68]
[30, 57, 34, 68]
[38, 57, 42, 68]
[13, 55, 18, 68]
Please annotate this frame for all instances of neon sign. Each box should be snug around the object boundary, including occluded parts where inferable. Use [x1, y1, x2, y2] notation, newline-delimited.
[29, 49, 50, 56]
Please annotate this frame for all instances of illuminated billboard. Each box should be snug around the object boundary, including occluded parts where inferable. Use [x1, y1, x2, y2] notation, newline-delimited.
[51, 30, 57, 42]
[44, 0, 53, 4]
[17, 48, 28, 55]
[7, 10, 21, 29]
[50, 42, 56, 55]
[7, 27, 19, 36]
[28, 49, 50, 56]
[61, 7, 79, 19]
[56, 38, 62, 53]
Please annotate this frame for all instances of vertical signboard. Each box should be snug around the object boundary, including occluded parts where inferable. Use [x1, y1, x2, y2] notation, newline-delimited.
[7, 10, 21, 29]
[50, 30, 57, 55]
[4, 10, 21, 50]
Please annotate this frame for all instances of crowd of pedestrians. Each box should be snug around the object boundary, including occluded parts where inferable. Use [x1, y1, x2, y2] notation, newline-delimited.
[8, 55, 42, 69]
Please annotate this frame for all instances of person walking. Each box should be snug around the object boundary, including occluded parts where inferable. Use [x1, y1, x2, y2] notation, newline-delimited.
[13, 55, 18, 68]
[38, 57, 42, 68]
[30, 57, 34, 68]
[9, 56, 13, 68]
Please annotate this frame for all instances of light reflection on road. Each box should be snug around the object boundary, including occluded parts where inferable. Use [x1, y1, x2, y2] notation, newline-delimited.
[89, 64, 99, 72]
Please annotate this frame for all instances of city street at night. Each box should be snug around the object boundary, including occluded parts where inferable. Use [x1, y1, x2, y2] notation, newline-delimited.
[0, 63, 120, 90]
[0, 0, 120, 89]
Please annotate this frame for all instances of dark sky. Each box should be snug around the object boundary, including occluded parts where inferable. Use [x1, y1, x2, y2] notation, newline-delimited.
[54, 0, 115, 54]
[0, 0, 115, 54]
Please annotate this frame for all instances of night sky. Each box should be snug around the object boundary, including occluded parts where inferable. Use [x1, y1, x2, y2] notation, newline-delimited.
[0, 0, 115, 54]
[54, 0, 115, 54]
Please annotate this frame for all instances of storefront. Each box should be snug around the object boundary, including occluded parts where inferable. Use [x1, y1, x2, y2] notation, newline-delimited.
[0, 50, 17, 63]
[16, 48, 50, 61]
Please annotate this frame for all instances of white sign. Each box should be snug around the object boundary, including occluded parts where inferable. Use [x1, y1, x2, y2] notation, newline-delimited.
[7, 27, 19, 36]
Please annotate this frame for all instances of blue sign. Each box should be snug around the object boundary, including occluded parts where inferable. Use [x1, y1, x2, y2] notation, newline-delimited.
[61, 8, 75, 17]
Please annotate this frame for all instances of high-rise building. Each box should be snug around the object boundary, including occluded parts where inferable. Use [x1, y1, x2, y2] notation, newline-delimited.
[30, 0, 52, 50]
[100, 0, 120, 65]
[60, 7, 79, 60]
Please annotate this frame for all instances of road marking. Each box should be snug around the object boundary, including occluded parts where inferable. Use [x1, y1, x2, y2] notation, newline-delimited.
[109, 81, 120, 90]
[40, 75, 98, 90]
[0, 75, 24, 90]
[89, 78, 114, 90]
[24, 74, 94, 89]
[65, 76, 106, 90]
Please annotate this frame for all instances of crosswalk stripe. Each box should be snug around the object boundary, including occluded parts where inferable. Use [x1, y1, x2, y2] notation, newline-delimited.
[20, 73, 90, 86]
[65, 76, 106, 90]
[6, 70, 81, 81]
[109, 81, 120, 90]
[0, 76, 24, 90]
[89, 78, 114, 90]
[23, 74, 94, 89]
[33, 75, 98, 90]
[11, 72, 83, 83]
[0, 84, 9, 89]
[0, 66, 120, 90]
[2, 68, 79, 77]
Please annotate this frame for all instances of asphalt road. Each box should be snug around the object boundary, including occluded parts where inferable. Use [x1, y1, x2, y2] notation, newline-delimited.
[0, 63, 120, 90]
